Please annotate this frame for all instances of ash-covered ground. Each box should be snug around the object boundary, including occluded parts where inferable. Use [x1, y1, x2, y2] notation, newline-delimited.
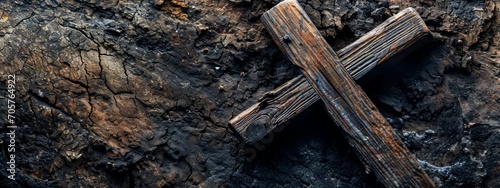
[0, 0, 498, 187]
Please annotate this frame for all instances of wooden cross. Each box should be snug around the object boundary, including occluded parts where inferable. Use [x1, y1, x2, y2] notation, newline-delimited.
[230, 0, 435, 187]
[231, 3, 430, 143]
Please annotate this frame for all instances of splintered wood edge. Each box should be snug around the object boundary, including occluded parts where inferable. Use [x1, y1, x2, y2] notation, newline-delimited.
[230, 3, 431, 143]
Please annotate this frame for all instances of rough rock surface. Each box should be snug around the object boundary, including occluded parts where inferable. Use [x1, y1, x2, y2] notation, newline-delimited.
[0, 0, 498, 187]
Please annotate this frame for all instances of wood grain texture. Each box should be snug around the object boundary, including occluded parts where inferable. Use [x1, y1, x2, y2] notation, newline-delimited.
[229, 6, 430, 143]
[259, 0, 434, 187]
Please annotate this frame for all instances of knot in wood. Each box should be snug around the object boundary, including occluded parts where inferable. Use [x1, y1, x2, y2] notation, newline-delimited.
[245, 116, 270, 143]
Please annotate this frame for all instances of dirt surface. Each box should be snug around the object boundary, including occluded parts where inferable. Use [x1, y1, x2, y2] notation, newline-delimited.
[0, 0, 498, 187]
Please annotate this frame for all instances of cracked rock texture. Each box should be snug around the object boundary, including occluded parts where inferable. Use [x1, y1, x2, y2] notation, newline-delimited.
[0, 0, 498, 187]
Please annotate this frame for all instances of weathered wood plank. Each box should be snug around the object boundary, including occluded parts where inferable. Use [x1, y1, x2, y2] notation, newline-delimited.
[229, 74, 317, 142]
[230, 7, 430, 143]
[259, 0, 434, 187]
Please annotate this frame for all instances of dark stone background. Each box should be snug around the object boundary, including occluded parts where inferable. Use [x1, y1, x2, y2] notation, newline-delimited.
[0, 0, 498, 187]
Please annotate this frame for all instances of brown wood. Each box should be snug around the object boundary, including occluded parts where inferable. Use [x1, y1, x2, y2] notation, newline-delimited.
[229, 74, 316, 142]
[230, 7, 430, 143]
[258, 0, 435, 187]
